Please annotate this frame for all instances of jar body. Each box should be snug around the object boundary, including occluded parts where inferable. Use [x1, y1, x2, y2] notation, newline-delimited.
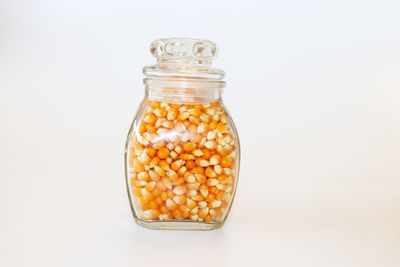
[125, 95, 240, 230]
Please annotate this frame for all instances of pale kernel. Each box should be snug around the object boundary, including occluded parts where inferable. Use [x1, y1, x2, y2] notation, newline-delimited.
[177, 111, 189, 121]
[209, 155, 220, 165]
[171, 159, 184, 171]
[198, 201, 208, 209]
[157, 128, 168, 135]
[173, 185, 186, 195]
[167, 169, 178, 180]
[187, 189, 197, 198]
[184, 173, 196, 183]
[170, 151, 178, 160]
[162, 120, 174, 128]
[166, 199, 177, 210]
[137, 171, 150, 181]
[224, 168, 232, 175]
[191, 206, 199, 214]
[196, 159, 209, 167]
[142, 209, 159, 220]
[167, 109, 177, 120]
[174, 145, 182, 154]
[173, 195, 186, 205]
[197, 123, 206, 133]
[210, 200, 222, 208]
[199, 207, 209, 219]
[204, 140, 217, 150]
[140, 188, 152, 199]
[186, 182, 200, 190]
[207, 131, 216, 140]
[192, 149, 204, 157]
[177, 166, 187, 176]
[207, 179, 219, 186]
[154, 166, 166, 176]
[162, 178, 172, 189]
[175, 122, 186, 132]
[149, 170, 159, 180]
[214, 165, 223, 175]
[200, 186, 209, 198]
[166, 142, 174, 150]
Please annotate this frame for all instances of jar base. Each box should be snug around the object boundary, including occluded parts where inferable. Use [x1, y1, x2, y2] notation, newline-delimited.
[134, 218, 225, 230]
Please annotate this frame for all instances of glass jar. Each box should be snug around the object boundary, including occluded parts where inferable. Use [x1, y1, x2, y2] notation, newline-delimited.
[124, 38, 240, 230]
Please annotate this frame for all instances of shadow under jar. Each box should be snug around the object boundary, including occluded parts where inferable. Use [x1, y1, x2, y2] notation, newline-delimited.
[125, 38, 240, 230]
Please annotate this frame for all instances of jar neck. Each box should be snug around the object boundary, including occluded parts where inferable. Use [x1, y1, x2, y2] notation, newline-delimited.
[144, 77, 225, 104]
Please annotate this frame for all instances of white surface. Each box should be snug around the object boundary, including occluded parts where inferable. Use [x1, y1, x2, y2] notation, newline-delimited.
[1, 0, 400, 266]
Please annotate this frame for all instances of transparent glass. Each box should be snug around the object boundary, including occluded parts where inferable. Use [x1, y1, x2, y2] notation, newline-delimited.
[124, 38, 240, 230]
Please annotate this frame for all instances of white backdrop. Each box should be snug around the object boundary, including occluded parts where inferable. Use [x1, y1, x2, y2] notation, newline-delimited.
[1, 0, 400, 266]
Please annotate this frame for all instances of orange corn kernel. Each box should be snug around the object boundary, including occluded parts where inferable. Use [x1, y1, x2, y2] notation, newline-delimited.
[150, 101, 161, 109]
[185, 160, 195, 169]
[153, 140, 165, 149]
[160, 192, 168, 201]
[205, 194, 215, 203]
[193, 167, 204, 175]
[143, 113, 157, 124]
[209, 186, 218, 194]
[182, 142, 196, 152]
[202, 149, 211, 160]
[159, 160, 170, 171]
[221, 156, 233, 168]
[172, 209, 183, 219]
[157, 148, 170, 159]
[132, 159, 144, 172]
[172, 177, 185, 186]
[147, 147, 157, 158]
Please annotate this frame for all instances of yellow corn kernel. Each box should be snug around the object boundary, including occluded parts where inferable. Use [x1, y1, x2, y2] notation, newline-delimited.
[145, 181, 156, 192]
[165, 108, 176, 120]
[199, 184, 209, 198]
[171, 159, 184, 171]
[198, 207, 209, 219]
[186, 198, 197, 209]
[172, 177, 185, 186]
[186, 182, 200, 190]
[143, 113, 157, 124]
[166, 199, 177, 210]
[205, 167, 217, 178]
[153, 140, 165, 149]
[195, 173, 207, 184]
[159, 160, 170, 171]
[192, 149, 204, 157]
[142, 209, 159, 220]
[137, 171, 150, 181]
[173, 185, 186, 195]
[177, 111, 189, 121]
[173, 195, 186, 205]
[153, 108, 167, 118]
[207, 178, 218, 186]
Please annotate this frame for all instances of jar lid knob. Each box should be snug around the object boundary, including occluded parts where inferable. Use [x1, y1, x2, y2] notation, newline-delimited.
[150, 38, 218, 64]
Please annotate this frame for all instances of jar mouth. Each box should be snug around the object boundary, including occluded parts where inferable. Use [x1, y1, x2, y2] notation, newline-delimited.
[143, 77, 226, 89]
